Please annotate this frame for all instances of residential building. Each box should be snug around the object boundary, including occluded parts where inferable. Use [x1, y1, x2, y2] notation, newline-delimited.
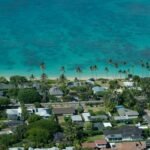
[82, 112, 91, 122]
[53, 107, 76, 116]
[114, 106, 139, 121]
[71, 115, 82, 123]
[104, 126, 143, 142]
[49, 86, 63, 97]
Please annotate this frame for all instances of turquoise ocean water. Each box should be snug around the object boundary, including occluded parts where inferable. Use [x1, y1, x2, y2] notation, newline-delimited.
[0, 0, 150, 78]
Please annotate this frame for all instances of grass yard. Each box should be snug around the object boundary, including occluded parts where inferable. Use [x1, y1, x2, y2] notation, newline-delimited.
[86, 135, 104, 142]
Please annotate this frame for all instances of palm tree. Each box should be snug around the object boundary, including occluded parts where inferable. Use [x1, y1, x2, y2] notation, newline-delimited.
[93, 65, 98, 79]
[29, 74, 35, 81]
[118, 70, 122, 78]
[90, 66, 94, 78]
[76, 66, 82, 80]
[104, 67, 109, 78]
[141, 62, 145, 77]
[41, 73, 47, 82]
[40, 62, 46, 73]
[59, 74, 67, 84]
[60, 66, 65, 74]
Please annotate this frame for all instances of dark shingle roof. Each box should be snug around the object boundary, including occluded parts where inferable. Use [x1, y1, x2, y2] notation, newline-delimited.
[53, 107, 76, 115]
[104, 126, 142, 139]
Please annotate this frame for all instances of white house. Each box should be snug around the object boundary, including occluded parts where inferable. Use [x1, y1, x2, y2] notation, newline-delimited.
[6, 107, 22, 120]
[9, 148, 24, 150]
[103, 122, 112, 128]
[92, 86, 107, 94]
[82, 112, 91, 122]
[71, 115, 82, 122]
[49, 86, 63, 97]
[123, 81, 134, 87]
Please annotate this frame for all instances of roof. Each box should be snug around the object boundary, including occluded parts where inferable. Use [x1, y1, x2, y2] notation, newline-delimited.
[115, 141, 146, 150]
[90, 115, 108, 121]
[0, 83, 15, 90]
[49, 86, 63, 96]
[53, 107, 75, 115]
[82, 112, 91, 121]
[103, 122, 112, 127]
[117, 107, 139, 117]
[35, 108, 51, 117]
[71, 115, 82, 122]
[9, 148, 24, 150]
[92, 86, 106, 93]
[63, 147, 74, 150]
[6, 109, 19, 115]
[123, 81, 134, 87]
[93, 122, 104, 130]
[104, 126, 142, 139]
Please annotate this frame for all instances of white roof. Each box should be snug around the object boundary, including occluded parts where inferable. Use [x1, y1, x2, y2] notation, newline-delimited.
[63, 147, 74, 150]
[6, 109, 18, 115]
[123, 81, 134, 87]
[71, 115, 82, 122]
[49, 86, 63, 96]
[9, 148, 24, 150]
[35, 108, 51, 117]
[103, 122, 112, 127]
[82, 112, 91, 122]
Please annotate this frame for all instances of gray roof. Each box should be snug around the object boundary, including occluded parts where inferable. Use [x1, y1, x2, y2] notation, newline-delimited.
[117, 107, 139, 117]
[49, 86, 63, 96]
[53, 107, 75, 115]
[90, 115, 108, 121]
[104, 126, 142, 139]
[0, 83, 15, 90]
[71, 115, 82, 122]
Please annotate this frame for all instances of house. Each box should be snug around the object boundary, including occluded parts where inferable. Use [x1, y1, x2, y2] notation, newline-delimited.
[114, 106, 139, 121]
[82, 139, 107, 149]
[9, 148, 24, 150]
[86, 78, 95, 85]
[0, 83, 15, 90]
[82, 112, 91, 122]
[103, 122, 112, 128]
[92, 86, 106, 94]
[6, 107, 22, 120]
[62, 147, 74, 150]
[27, 107, 51, 118]
[104, 126, 143, 142]
[49, 86, 63, 97]
[71, 115, 82, 123]
[95, 140, 107, 149]
[67, 81, 81, 88]
[0, 90, 4, 96]
[93, 122, 104, 130]
[0, 129, 13, 135]
[53, 107, 76, 116]
[123, 81, 134, 87]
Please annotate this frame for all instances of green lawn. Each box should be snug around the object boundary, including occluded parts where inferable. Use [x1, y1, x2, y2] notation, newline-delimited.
[86, 135, 104, 142]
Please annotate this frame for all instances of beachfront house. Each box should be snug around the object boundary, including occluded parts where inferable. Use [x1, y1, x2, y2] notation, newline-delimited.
[104, 126, 143, 142]
[49, 86, 63, 97]
[92, 86, 107, 94]
[85, 78, 95, 85]
[67, 81, 81, 88]
[114, 106, 139, 121]
[0, 83, 15, 90]
[123, 81, 134, 88]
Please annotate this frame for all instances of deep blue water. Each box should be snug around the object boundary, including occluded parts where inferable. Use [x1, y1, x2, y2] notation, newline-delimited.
[0, 0, 150, 78]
